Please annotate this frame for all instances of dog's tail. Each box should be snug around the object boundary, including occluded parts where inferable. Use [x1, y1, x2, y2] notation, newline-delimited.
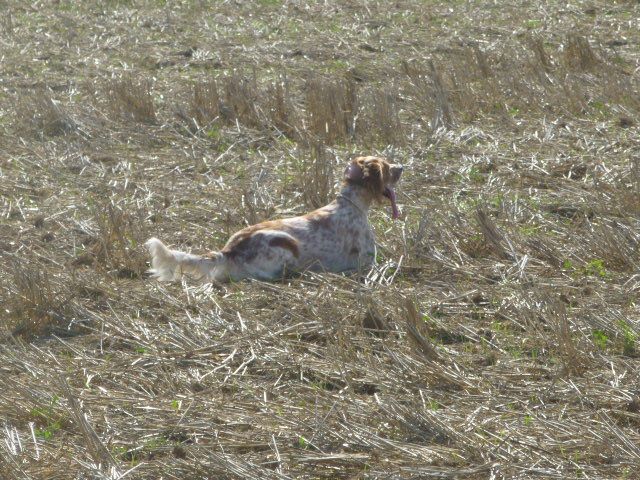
[146, 237, 227, 282]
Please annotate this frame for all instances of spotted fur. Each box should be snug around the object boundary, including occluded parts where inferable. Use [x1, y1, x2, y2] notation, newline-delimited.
[146, 156, 403, 282]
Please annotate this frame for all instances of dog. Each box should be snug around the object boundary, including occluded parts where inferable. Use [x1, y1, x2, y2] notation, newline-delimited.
[146, 156, 403, 282]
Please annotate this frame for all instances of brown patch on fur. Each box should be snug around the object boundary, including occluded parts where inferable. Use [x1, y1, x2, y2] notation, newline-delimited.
[223, 235, 257, 261]
[269, 236, 300, 257]
[344, 156, 389, 201]
[350, 246, 359, 255]
[223, 220, 283, 252]
[221, 220, 284, 261]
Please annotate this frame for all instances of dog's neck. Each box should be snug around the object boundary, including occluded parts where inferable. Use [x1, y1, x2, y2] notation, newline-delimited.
[336, 184, 372, 217]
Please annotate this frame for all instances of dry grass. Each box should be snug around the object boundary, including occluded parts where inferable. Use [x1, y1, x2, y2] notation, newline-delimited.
[16, 92, 78, 138]
[6, 261, 73, 339]
[0, 1, 639, 479]
[305, 76, 358, 144]
[185, 80, 222, 132]
[297, 142, 336, 210]
[106, 76, 157, 125]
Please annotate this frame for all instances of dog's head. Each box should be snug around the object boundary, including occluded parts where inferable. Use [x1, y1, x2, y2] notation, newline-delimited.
[344, 156, 403, 219]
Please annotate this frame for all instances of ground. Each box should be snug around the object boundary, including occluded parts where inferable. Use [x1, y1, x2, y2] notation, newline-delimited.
[0, 1, 639, 479]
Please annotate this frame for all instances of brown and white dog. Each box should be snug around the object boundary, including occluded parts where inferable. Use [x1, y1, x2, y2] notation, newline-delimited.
[146, 156, 403, 282]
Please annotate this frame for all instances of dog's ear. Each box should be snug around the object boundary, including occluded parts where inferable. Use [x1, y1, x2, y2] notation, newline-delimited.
[344, 161, 364, 182]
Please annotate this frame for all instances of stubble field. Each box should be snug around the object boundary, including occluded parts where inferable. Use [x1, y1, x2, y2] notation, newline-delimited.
[1, 1, 639, 478]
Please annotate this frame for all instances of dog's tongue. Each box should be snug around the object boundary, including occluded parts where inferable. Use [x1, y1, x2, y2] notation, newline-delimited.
[387, 188, 399, 219]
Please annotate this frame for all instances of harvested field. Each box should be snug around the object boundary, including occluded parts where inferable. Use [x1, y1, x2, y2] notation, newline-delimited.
[1, 1, 639, 478]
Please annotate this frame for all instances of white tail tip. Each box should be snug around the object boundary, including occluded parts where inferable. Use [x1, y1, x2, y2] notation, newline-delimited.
[146, 237, 178, 281]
